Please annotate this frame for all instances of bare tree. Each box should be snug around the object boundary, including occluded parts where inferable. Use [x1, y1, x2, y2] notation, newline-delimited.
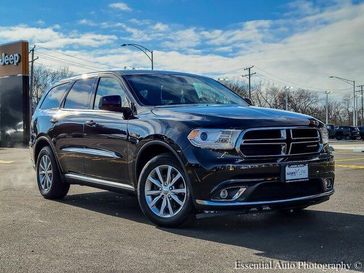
[225, 80, 353, 125]
[32, 65, 74, 108]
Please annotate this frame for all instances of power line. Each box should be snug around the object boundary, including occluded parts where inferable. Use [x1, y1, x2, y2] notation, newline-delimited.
[36, 45, 120, 70]
[37, 52, 105, 71]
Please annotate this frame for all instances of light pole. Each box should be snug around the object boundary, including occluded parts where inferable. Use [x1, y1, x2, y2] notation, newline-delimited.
[329, 76, 356, 126]
[121, 43, 154, 70]
[325, 91, 331, 124]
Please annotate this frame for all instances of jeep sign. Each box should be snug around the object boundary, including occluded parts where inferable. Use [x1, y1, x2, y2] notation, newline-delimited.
[0, 53, 21, 66]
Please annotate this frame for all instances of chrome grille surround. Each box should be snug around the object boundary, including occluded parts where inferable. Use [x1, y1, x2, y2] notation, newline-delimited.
[236, 127, 322, 158]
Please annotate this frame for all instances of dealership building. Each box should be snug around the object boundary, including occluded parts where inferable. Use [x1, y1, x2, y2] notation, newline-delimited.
[0, 41, 30, 147]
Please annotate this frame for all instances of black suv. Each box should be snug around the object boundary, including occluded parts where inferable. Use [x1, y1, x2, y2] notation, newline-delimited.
[30, 71, 335, 227]
[335, 126, 360, 140]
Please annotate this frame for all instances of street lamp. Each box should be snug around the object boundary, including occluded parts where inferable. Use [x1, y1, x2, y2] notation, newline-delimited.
[121, 43, 154, 70]
[329, 76, 356, 126]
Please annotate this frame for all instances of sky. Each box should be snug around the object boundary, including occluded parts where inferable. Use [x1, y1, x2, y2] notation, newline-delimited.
[0, 0, 363, 98]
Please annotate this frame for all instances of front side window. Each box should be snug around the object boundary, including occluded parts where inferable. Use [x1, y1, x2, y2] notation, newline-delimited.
[64, 78, 96, 109]
[124, 74, 248, 106]
[94, 77, 128, 109]
[40, 83, 70, 110]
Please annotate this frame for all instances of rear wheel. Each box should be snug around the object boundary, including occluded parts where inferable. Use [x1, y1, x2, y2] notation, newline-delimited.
[137, 154, 194, 227]
[36, 146, 69, 199]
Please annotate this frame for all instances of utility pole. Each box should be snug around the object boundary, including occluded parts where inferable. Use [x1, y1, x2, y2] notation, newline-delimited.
[357, 84, 364, 126]
[242, 65, 256, 99]
[325, 91, 331, 124]
[29, 45, 39, 113]
[353, 80, 356, 126]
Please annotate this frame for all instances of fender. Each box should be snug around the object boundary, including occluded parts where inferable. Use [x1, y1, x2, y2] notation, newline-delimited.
[33, 135, 65, 175]
[133, 139, 188, 185]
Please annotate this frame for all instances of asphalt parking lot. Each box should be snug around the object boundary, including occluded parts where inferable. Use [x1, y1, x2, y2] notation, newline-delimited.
[0, 146, 363, 273]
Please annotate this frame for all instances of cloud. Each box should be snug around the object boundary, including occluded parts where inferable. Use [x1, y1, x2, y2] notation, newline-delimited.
[78, 19, 96, 26]
[0, 25, 117, 49]
[3, 0, 362, 96]
[152, 22, 169, 32]
[109, 2, 132, 11]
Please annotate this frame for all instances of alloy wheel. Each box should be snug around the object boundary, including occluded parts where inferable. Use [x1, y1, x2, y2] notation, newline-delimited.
[38, 154, 53, 192]
[144, 165, 187, 218]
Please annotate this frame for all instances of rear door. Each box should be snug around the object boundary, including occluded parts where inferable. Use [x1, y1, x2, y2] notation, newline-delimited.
[53, 77, 97, 174]
[82, 75, 130, 183]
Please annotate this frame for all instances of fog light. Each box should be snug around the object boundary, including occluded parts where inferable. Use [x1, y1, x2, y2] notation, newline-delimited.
[220, 189, 228, 199]
[323, 178, 333, 190]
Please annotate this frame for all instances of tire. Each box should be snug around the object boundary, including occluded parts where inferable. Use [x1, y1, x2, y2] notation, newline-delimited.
[137, 153, 194, 227]
[36, 146, 69, 199]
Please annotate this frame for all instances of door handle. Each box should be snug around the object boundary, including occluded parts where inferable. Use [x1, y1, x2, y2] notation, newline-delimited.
[85, 120, 97, 127]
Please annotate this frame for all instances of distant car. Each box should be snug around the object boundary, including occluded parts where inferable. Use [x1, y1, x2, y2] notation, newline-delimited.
[358, 126, 364, 140]
[326, 124, 336, 139]
[335, 126, 360, 140]
[4, 121, 24, 147]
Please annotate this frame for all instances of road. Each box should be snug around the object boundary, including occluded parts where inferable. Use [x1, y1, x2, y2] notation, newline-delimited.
[0, 147, 363, 273]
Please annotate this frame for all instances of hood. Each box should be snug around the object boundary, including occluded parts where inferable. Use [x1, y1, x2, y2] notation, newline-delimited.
[151, 105, 317, 128]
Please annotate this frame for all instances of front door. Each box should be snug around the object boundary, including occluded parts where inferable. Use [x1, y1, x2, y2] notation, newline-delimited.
[82, 76, 130, 183]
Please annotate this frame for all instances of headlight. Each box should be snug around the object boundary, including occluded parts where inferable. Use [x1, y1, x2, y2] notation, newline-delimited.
[319, 127, 329, 144]
[187, 129, 242, 150]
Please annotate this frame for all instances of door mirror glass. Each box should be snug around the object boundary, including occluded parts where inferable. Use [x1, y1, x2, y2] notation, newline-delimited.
[99, 95, 133, 118]
[99, 95, 122, 112]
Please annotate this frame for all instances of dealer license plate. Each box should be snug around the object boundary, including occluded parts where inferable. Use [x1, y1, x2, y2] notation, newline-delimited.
[285, 164, 308, 182]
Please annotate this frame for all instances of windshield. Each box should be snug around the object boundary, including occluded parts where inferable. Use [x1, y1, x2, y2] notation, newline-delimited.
[123, 74, 248, 106]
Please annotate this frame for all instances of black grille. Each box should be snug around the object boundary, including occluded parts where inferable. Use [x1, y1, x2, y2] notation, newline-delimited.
[246, 181, 323, 202]
[239, 127, 321, 158]
[240, 144, 284, 156]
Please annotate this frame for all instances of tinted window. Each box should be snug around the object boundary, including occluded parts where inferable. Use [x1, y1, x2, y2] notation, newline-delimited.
[94, 77, 128, 109]
[124, 74, 248, 106]
[64, 78, 95, 109]
[40, 83, 69, 109]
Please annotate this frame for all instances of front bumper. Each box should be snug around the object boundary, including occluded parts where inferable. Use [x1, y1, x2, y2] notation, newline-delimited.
[195, 189, 334, 211]
[185, 150, 335, 211]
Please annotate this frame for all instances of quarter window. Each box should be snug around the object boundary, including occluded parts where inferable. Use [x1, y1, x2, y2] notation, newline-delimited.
[40, 83, 70, 110]
[94, 77, 128, 109]
[64, 78, 96, 109]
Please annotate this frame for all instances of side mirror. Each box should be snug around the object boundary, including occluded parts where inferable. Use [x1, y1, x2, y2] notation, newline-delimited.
[99, 95, 133, 118]
[243, 97, 253, 105]
[99, 95, 122, 112]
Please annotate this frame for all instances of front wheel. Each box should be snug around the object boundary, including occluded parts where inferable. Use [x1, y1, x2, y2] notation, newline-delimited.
[137, 154, 194, 227]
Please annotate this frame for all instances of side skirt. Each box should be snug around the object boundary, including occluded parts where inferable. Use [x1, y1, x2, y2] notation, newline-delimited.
[64, 173, 135, 193]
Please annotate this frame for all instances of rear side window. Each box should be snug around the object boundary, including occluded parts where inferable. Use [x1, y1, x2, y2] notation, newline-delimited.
[94, 77, 128, 109]
[64, 78, 96, 109]
[40, 83, 69, 110]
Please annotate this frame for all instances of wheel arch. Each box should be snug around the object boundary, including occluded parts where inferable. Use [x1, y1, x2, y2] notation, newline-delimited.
[134, 140, 188, 187]
[34, 135, 64, 174]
